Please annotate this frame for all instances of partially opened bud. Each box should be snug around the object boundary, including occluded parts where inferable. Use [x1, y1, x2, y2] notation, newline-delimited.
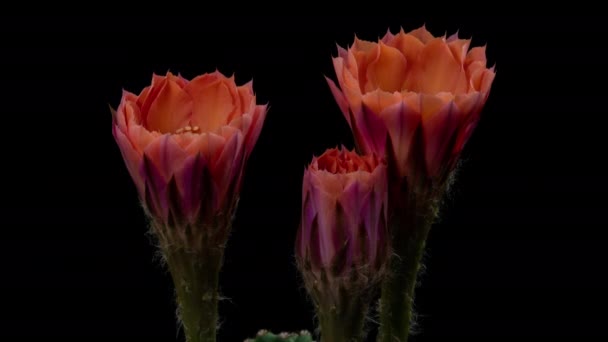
[295, 147, 388, 341]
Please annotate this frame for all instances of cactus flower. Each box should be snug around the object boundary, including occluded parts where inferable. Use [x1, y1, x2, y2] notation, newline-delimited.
[111, 70, 267, 342]
[325, 26, 497, 342]
[112, 71, 267, 248]
[326, 25, 495, 188]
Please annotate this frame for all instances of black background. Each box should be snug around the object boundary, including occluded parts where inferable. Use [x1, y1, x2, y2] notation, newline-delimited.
[2, 11, 606, 340]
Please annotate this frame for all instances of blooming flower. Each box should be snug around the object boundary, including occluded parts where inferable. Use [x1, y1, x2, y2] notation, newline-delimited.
[112, 71, 267, 247]
[326, 25, 495, 186]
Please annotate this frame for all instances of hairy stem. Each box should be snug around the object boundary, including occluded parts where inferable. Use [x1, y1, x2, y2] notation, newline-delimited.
[317, 287, 370, 342]
[165, 246, 223, 342]
[378, 195, 436, 342]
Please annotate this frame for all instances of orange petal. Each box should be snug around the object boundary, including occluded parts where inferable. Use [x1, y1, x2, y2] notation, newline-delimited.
[127, 123, 159, 153]
[465, 46, 487, 67]
[467, 63, 486, 91]
[237, 81, 255, 114]
[408, 25, 435, 43]
[420, 93, 453, 119]
[480, 69, 496, 94]
[353, 36, 377, 53]
[411, 38, 466, 94]
[455, 92, 482, 118]
[185, 76, 238, 133]
[145, 78, 193, 133]
[389, 31, 425, 65]
[366, 42, 408, 92]
[361, 90, 402, 117]
[138, 74, 170, 119]
[448, 38, 471, 64]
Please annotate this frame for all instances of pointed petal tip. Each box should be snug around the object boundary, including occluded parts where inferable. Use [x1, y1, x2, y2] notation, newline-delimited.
[109, 104, 117, 121]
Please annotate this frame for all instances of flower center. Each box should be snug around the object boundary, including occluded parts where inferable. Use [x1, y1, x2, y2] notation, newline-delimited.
[174, 125, 200, 134]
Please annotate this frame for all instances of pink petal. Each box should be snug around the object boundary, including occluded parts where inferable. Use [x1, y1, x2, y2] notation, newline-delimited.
[421, 95, 462, 177]
[243, 104, 268, 158]
[212, 129, 244, 210]
[354, 102, 388, 157]
[113, 125, 145, 198]
[308, 174, 339, 267]
[142, 134, 188, 182]
[325, 76, 350, 125]
[174, 153, 209, 222]
[380, 100, 422, 177]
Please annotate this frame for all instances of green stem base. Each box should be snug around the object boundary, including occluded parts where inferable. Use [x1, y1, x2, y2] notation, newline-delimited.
[165, 247, 222, 342]
[317, 287, 371, 342]
[378, 195, 437, 342]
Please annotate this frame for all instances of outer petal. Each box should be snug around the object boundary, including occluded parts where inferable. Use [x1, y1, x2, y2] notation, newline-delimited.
[183, 132, 225, 162]
[212, 129, 244, 210]
[299, 172, 318, 259]
[173, 153, 208, 222]
[361, 89, 401, 116]
[447, 37, 471, 65]
[451, 93, 483, 154]
[142, 134, 188, 182]
[242, 104, 268, 158]
[307, 172, 339, 267]
[420, 95, 462, 177]
[339, 180, 364, 268]
[465, 46, 487, 67]
[237, 81, 255, 115]
[379, 99, 422, 177]
[113, 125, 145, 197]
[325, 76, 350, 125]
[354, 101, 389, 156]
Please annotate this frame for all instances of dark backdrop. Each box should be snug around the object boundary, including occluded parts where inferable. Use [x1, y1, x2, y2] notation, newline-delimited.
[1, 12, 606, 340]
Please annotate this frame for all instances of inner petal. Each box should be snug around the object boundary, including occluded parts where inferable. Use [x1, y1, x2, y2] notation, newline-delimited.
[185, 78, 238, 133]
[144, 79, 193, 133]
[410, 38, 467, 94]
[366, 43, 408, 93]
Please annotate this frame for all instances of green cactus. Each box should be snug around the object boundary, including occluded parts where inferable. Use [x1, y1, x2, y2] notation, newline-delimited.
[244, 329, 314, 342]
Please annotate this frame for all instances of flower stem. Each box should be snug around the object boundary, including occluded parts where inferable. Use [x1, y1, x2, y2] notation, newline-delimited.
[378, 195, 436, 342]
[317, 287, 370, 342]
[164, 246, 223, 342]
